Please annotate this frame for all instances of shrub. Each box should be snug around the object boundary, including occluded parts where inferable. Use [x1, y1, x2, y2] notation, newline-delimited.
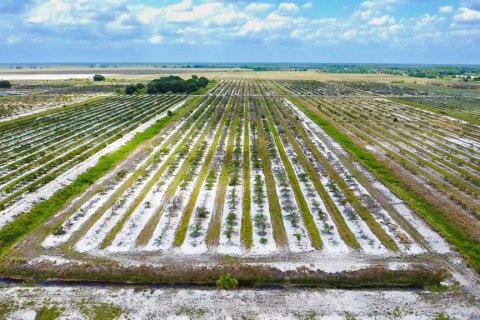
[0, 80, 11, 88]
[167, 110, 173, 117]
[125, 85, 137, 95]
[216, 273, 238, 290]
[93, 74, 105, 81]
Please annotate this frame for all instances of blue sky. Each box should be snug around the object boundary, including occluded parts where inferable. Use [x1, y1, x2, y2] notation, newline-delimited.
[0, 0, 479, 63]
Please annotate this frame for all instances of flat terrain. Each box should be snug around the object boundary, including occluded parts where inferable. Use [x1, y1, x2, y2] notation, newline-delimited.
[0, 71, 479, 319]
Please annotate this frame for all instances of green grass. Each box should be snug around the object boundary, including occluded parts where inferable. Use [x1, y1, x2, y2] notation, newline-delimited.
[0, 99, 193, 259]
[290, 95, 480, 272]
[173, 97, 235, 246]
[35, 306, 61, 320]
[241, 98, 253, 248]
[80, 303, 123, 320]
[252, 97, 288, 247]
[194, 80, 219, 95]
[136, 97, 224, 245]
[0, 96, 111, 129]
[390, 97, 480, 126]
[261, 96, 322, 249]
[270, 97, 360, 249]
[205, 97, 241, 246]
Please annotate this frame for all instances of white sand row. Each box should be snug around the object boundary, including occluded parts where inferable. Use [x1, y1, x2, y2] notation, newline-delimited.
[1, 285, 478, 319]
[145, 126, 219, 251]
[285, 98, 423, 254]
[75, 167, 153, 253]
[182, 117, 231, 254]
[218, 123, 245, 255]
[100, 101, 215, 252]
[0, 101, 185, 231]
[42, 114, 188, 248]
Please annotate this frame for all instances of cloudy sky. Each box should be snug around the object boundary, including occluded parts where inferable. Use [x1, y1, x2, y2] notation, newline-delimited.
[0, 0, 479, 63]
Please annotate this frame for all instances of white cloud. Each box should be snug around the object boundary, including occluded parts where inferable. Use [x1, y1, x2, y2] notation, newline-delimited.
[239, 20, 264, 35]
[303, 2, 313, 9]
[149, 35, 163, 44]
[368, 15, 395, 26]
[453, 7, 480, 22]
[246, 2, 272, 13]
[278, 3, 299, 13]
[439, 5, 453, 13]
[6, 35, 21, 44]
[353, 9, 378, 21]
[28, 0, 74, 24]
[2, 0, 477, 57]
[361, 0, 399, 10]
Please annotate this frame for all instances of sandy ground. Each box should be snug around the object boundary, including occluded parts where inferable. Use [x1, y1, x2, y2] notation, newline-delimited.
[0, 74, 100, 80]
[0, 284, 478, 319]
[0, 100, 186, 230]
[1, 68, 441, 83]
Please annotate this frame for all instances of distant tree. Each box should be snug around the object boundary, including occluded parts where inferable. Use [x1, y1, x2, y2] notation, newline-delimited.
[136, 83, 145, 90]
[198, 76, 208, 87]
[125, 85, 137, 95]
[184, 79, 199, 93]
[93, 74, 105, 81]
[192, 75, 198, 79]
[0, 80, 11, 88]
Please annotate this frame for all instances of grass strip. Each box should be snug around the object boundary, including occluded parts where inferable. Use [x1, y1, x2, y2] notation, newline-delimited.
[173, 96, 235, 247]
[279, 95, 399, 252]
[261, 96, 322, 249]
[241, 97, 253, 248]
[99, 99, 213, 249]
[289, 95, 480, 272]
[205, 96, 242, 246]
[252, 97, 288, 248]
[135, 96, 225, 246]
[0, 99, 193, 259]
[309, 96, 480, 216]
[0, 96, 111, 129]
[268, 96, 360, 249]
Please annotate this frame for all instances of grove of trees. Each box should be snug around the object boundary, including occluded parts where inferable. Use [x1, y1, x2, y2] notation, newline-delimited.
[125, 75, 209, 95]
[146, 75, 209, 94]
[0, 80, 12, 88]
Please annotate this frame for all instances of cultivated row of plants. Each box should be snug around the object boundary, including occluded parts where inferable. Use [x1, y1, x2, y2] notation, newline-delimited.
[37, 80, 427, 257]
[272, 79, 480, 271]
[0, 95, 185, 215]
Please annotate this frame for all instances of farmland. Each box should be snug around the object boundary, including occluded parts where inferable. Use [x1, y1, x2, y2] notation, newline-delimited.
[0, 75, 479, 318]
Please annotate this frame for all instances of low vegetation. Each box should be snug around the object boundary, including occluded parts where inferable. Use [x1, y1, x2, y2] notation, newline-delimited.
[0, 80, 12, 88]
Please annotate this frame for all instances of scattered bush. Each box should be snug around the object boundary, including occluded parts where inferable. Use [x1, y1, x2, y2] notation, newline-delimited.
[125, 85, 137, 95]
[216, 273, 238, 290]
[0, 80, 11, 88]
[93, 74, 105, 81]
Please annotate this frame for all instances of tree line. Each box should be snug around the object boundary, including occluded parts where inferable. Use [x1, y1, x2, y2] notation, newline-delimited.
[125, 75, 208, 95]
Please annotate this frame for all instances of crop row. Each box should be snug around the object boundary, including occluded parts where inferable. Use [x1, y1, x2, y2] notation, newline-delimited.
[271, 80, 480, 258]
[0, 95, 185, 213]
[39, 80, 431, 257]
